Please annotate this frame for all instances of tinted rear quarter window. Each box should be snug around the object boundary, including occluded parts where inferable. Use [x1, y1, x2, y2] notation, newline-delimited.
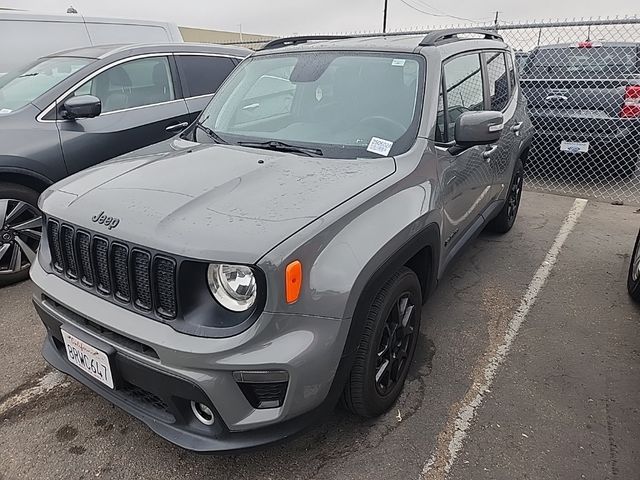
[177, 55, 237, 97]
[485, 51, 509, 111]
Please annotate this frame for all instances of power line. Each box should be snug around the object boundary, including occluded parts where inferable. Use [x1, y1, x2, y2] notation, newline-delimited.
[398, 0, 478, 23]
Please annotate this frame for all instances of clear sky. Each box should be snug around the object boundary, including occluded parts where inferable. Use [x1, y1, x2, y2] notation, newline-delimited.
[1, 0, 638, 36]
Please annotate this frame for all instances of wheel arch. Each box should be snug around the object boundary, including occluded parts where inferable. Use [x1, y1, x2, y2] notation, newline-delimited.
[319, 222, 440, 410]
[0, 167, 53, 194]
[345, 222, 440, 359]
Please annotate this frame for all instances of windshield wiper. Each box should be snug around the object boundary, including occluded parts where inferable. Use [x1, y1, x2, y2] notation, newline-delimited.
[193, 121, 228, 144]
[237, 140, 323, 157]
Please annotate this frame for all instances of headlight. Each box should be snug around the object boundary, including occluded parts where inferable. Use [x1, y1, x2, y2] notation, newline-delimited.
[207, 263, 257, 312]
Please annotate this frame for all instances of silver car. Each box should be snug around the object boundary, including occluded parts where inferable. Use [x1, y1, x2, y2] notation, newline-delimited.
[31, 29, 533, 451]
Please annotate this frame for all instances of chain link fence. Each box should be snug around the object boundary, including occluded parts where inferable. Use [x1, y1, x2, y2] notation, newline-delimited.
[221, 18, 640, 205]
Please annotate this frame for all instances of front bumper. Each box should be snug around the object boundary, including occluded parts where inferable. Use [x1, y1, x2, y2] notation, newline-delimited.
[31, 261, 349, 452]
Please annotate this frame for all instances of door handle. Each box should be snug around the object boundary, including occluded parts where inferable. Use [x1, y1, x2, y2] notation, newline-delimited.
[165, 122, 189, 132]
[482, 145, 498, 161]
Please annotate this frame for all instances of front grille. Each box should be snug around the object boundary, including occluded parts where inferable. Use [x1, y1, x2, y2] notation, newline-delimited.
[46, 219, 178, 319]
[111, 243, 130, 302]
[153, 257, 177, 318]
[76, 231, 94, 286]
[60, 225, 77, 279]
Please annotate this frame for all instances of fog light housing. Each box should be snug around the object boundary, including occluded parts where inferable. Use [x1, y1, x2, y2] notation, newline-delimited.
[233, 370, 289, 409]
[190, 401, 215, 425]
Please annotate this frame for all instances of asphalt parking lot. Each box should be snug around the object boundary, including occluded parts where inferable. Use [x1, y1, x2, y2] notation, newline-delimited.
[1, 190, 638, 480]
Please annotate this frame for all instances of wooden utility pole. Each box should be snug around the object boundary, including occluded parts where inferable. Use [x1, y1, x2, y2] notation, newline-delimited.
[383, 0, 389, 33]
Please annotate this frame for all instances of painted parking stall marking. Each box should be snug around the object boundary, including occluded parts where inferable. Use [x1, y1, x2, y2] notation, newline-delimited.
[421, 198, 589, 479]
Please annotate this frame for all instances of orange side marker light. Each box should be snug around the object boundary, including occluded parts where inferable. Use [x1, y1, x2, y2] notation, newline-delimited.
[285, 260, 302, 304]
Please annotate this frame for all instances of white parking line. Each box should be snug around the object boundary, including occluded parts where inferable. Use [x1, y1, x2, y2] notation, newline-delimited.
[420, 197, 589, 479]
[0, 371, 69, 418]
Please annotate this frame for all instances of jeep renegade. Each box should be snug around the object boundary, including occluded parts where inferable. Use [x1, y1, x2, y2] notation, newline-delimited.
[31, 29, 533, 451]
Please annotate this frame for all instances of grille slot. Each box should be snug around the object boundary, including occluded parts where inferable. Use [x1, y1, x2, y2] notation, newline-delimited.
[45, 219, 179, 321]
[47, 220, 63, 272]
[60, 225, 77, 279]
[131, 250, 152, 311]
[93, 237, 111, 294]
[76, 231, 94, 286]
[153, 257, 177, 319]
[238, 382, 288, 409]
[111, 243, 131, 302]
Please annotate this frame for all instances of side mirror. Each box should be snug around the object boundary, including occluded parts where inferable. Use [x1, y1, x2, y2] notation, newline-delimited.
[453, 111, 504, 149]
[62, 95, 101, 119]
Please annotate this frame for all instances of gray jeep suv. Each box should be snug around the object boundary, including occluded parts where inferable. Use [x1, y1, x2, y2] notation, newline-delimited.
[31, 29, 533, 451]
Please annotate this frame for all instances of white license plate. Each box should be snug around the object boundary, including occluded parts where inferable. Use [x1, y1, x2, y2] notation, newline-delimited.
[61, 330, 114, 389]
[560, 141, 590, 154]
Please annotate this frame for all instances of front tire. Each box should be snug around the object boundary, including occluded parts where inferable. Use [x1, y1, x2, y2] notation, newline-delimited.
[487, 157, 524, 234]
[628, 230, 640, 302]
[342, 267, 422, 417]
[0, 183, 42, 287]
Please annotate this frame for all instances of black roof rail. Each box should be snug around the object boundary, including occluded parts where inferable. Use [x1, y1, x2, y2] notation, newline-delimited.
[419, 28, 503, 47]
[261, 35, 353, 50]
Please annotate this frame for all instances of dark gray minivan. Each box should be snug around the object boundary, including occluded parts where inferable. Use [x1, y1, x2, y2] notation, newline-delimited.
[0, 42, 250, 285]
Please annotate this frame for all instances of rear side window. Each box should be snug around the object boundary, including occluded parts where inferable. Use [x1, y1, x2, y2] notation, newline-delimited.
[484, 51, 509, 111]
[523, 45, 638, 79]
[177, 55, 237, 97]
[441, 53, 484, 142]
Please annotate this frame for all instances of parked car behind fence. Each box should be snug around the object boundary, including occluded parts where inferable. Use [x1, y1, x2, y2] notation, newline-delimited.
[0, 42, 250, 286]
[520, 41, 640, 178]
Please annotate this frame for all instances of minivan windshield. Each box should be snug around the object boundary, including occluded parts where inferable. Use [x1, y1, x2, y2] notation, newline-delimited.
[195, 52, 423, 158]
[0, 56, 91, 113]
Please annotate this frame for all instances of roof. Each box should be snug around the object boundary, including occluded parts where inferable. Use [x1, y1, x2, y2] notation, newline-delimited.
[45, 42, 252, 60]
[256, 35, 428, 55]
[256, 30, 507, 56]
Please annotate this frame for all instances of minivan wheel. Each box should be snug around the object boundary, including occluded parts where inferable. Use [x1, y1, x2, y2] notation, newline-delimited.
[0, 183, 42, 287]
[342, 267, 422, 417]
[628, 231, 640, 302]
[487, 157, 524, 234]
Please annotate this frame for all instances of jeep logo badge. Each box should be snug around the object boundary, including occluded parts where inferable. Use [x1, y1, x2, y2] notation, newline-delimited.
[91, 211, 120, 230]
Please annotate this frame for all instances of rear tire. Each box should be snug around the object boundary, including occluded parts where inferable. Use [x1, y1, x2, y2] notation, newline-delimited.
[342, 267, 422, 417]
[487, 157, 524, 234]
[0, 183, 42, 287]
[628, 230, 640, 302]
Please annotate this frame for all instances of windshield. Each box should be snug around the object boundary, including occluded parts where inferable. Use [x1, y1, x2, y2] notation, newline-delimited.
[195, 52, 423, 158]
[0, 56, 91, 113]
[523, 45, 638, 79]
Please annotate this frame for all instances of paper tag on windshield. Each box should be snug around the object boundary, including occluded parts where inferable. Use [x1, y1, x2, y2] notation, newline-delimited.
[392, 59, 406, 67]
[0, 108, 12, 114]
[367, 137, 393, 156]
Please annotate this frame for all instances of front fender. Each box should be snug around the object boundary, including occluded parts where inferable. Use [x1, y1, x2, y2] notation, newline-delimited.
[259, 174, 441, 320]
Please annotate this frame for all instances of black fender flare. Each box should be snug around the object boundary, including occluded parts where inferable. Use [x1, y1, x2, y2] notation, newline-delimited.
[322, 222, 441, 407]
[0, 166, 54, 192]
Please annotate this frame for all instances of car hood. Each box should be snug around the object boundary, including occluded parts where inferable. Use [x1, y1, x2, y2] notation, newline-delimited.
[41, 142, 396, 263]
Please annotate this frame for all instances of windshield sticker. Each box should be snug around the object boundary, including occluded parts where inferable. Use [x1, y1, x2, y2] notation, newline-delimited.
[0, 108, 12, 114]
[367, 137, 394, 156]
[392, 59, 406, 67]
[315, 87, 323, 102]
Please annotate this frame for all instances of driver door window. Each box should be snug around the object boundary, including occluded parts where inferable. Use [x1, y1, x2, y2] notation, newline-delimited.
[72, 56, 175, 113]
[441, 53, 485, 141]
